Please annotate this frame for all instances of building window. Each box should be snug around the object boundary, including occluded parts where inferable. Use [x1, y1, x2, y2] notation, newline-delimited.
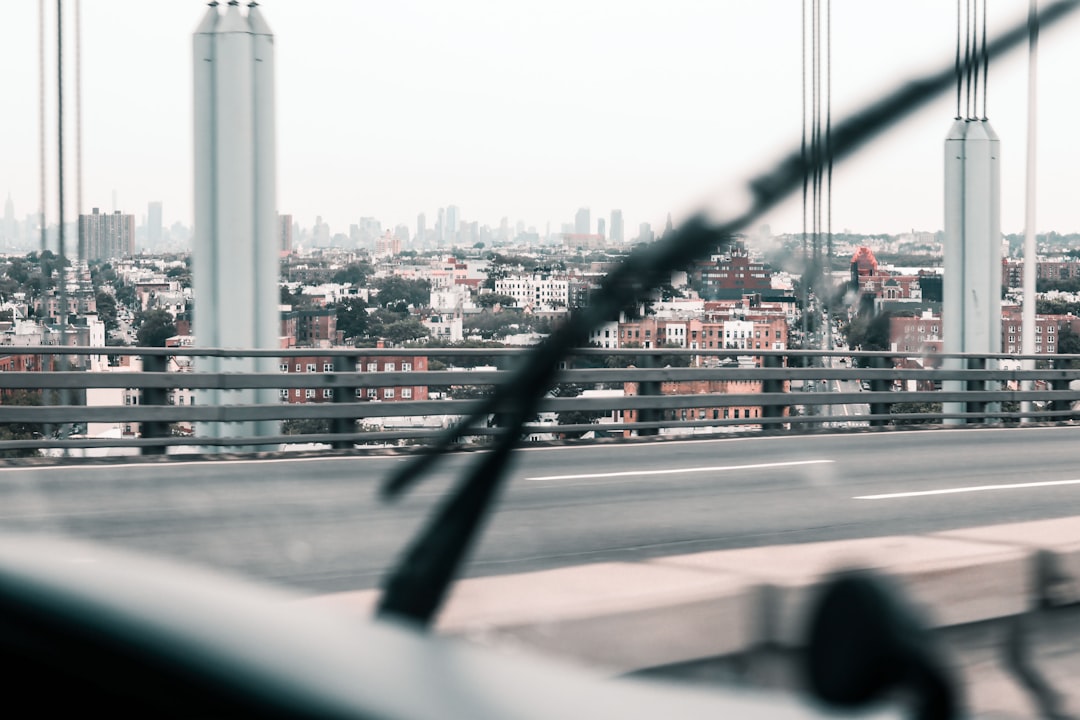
[295, 389, 301, 398]
[401, 388, 412, 399]
[305, 389, 315, 398]
[306, 363, 316, 372]
[402, 362, 412, 372]
[384, 388, 395, 399]
[280, 389, 288, 399]
[295, 364, 301, 372]
[178, 396, 185, 406]
[323, 389, 333, 399]
[367, 363, 378, 372]
[280, 363, 288, 372]
[323, 363, 333, 372]
[385, 362, 396, 372]
[367, 388, 377, 398]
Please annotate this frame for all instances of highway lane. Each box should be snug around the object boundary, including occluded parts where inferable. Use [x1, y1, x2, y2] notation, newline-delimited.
[2, 426, 1080, 594]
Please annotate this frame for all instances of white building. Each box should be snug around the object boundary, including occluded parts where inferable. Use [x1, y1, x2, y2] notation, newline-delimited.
[495, 274, 569, 312]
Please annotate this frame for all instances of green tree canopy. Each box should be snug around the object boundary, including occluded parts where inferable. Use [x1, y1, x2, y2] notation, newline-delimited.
[95, 292, 118, 331]
[136, 309, 177, 347]
[372, 276, 431, 309]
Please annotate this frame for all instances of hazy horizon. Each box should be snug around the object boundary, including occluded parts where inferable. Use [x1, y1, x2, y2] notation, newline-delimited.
[4, 1, 1080, 242]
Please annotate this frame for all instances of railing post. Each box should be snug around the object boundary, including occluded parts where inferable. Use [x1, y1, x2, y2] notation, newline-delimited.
[762, 353, 786, 427]
[869, 355, 891, 427]
[140, 353, 168, 456]
[965, 356, 987, 424]
[637, 352, 659, 436]
[332, 354, 359, 450]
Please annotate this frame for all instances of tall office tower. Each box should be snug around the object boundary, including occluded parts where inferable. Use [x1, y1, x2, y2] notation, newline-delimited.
[416, 212, 426, 247]
[574, 207, 590, 235]
[597, 217, 606, 240]
[277, 213, 293, 252]
[79, 208, 135, 260]
[436, 207, 445, 247]
[147, 201, 163, 248]
[637, 222, 654, 244]
[3, 193, 17, 246]
[193, 1, 279, 444]
[610, 209, 624, 243]
[445, 205, 460, 246]
[313, 216, 331, 246]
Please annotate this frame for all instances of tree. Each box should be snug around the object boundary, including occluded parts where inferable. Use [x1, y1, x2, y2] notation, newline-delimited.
[1056, 323, 1080, 368]
[0, 390, 45, 458]
[95, 292, 119, 331]
[476, 293, 517, 309]
[372, 276, 431, 309]
[331, 299, 369, 340]
[136, 309, 177, 347]
[380, 318, 430, 345]
[332, 262, 371, 286]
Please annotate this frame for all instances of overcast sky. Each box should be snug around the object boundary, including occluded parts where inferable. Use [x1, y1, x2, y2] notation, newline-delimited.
[3, 1, 1080, 241]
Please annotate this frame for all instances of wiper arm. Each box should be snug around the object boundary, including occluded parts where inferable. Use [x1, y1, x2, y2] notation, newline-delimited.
[376, 0, 1080, 629]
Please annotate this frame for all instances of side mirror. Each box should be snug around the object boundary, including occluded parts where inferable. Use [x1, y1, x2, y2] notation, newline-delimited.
[803, 570, 959, 720]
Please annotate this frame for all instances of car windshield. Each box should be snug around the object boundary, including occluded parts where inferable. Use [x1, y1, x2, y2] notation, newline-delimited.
[4, 2, 1080, 717]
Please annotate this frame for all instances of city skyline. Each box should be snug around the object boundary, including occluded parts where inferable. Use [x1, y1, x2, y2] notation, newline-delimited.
[4, 2, 1080, 244]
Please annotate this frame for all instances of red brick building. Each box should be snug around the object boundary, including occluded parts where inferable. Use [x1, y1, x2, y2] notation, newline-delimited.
[281, 353, 429, 404]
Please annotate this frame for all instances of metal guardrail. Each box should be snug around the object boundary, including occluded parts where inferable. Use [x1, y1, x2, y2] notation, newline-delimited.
[1, 346, 1079, 453]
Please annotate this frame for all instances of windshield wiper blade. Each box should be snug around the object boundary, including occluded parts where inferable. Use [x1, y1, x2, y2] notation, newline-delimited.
[376, 0, 1080, 629]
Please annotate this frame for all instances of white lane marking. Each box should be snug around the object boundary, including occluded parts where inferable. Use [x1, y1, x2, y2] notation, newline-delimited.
[855, 478, 1080, 500]
[527, 459, 834, 482]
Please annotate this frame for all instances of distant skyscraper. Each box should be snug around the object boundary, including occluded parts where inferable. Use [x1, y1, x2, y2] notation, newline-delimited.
[147, 201, 163, 248]
[3, 193, 16, 246]
[277, 213, 293, 252]
[445, 205, 460, 246]
[610, 210, 624, 243]
[575, 207, 591, 235]
[637, 222, 654, 244]
[313, 216, 330, 246]
[79, 208, 135, 260]
[417, 212, 426, 247]
[597, 217, 606, 240]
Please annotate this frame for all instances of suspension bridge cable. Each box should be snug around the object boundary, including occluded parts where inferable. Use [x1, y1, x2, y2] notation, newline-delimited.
[801, 0, 809, 343]
[39, 0, 47, 252]
[956, 0, 962, 118]
[75, 0, 82, 260]
[982, 0, 989, 119]
[965, 0, 973, 118]
[972, 0, 980, 118]
[826, 0, 832, 299]
[57, 0, 70, 450]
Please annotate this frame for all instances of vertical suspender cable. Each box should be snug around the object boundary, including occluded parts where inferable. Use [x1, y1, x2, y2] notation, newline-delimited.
[39, 0, 47, 252]
[982, 0, 989, 119]
[1021, 0, 1039, 420]
[965, 0, 973, 118]
[801, 0, 809, 344]
[956, 0, 962, 118]
[812, 0, 819, 300]
[826, 0, 832, 329]
[75, 0, 82, 260]
[972, 0, 979, 119]
[57, 0, 70, 448]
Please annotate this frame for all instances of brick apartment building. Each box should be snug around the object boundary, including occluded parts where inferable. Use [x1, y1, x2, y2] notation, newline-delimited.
[281, 353, 429, 404]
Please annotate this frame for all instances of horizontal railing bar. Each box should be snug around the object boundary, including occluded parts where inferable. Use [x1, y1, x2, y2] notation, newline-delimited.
[3, 367, 1080, 391]
[5, 344, 1080, 362]
[5, 388, 1078, 425]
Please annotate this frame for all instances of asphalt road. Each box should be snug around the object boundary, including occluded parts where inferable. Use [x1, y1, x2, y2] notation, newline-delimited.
[2, 426, 1080, 594]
